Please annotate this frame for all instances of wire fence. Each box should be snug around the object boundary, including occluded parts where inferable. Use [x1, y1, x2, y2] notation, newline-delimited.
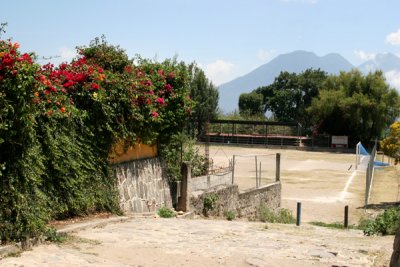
[232, 153, 280, 190]
[191, 166, 233, 191]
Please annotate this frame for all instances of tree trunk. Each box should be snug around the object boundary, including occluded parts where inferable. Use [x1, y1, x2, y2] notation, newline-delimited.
[390, 229, 400, 267]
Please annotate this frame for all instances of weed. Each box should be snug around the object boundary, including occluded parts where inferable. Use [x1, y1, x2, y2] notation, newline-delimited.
[358, 207, 400, 236]
[157, 206, 175, 218]
[45, 228, 69, 243]
[258, 205, 295, 224]
[309, 221, 358, 229]
[225, 211, 235, 221]
[203, 193, 218, 211]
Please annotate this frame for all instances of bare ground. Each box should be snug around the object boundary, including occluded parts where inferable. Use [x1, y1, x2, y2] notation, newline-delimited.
[0, 144, 397, 266]
[0, 217, 393, 267]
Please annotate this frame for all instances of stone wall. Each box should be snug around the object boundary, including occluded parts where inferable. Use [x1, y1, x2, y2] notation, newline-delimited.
[190, 182, 281, 218]
[113, 157, 172, 213]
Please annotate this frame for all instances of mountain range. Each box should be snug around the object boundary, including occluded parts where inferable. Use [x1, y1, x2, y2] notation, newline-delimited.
[218, 50, 400, 112]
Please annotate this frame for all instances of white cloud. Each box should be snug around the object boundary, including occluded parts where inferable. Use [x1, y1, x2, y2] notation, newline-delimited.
[279, 0, 318, 4]
[385, 70, 400, 91]
[354, 50, 376, 61]
[59, 47, 77, 62]
[385, 29, 400, 45]
[204, 60, 235, 86]
[257, 49, 275, 61]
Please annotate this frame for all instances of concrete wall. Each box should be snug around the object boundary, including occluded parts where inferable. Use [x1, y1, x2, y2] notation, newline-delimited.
[190, 182, 281, 218]
[113, 157, 172, 213]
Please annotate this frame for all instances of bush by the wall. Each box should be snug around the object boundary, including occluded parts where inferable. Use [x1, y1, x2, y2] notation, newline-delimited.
[359, 207, 400, 236]
[0, 37, 193, 243]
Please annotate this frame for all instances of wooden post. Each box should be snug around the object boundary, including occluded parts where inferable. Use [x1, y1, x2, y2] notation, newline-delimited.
[276, 153, 281, 182]
[177, 162, 191, 212]
[344, 205, 349, 228]
[232, 155, 236, 184]
[255, 156, 258, 188]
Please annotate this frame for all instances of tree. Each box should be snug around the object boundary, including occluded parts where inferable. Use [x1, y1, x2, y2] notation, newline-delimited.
[308, 70, 400, 143]
[238, 92, 265, 116]
[188, 64, 219, 135]
[257, 68, 327, 132]
[380, 121, 400, 161]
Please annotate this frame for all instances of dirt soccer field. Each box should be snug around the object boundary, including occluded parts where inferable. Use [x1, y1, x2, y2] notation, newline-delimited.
[201, 144, 399, 225]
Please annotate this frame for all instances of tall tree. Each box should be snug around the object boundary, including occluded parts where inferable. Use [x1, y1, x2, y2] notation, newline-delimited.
[238, 91, 264, 117]
[188, 64, 219, 135]
[308, 70, 400, 143]
[257, 68, 327, 132]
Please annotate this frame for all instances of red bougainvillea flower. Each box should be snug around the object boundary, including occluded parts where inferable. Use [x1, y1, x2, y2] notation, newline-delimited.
[157, 69, 164, 77]
[164, 84, 173, 92]
[91, 83, 99, 90]
[156, 97, 165, 105]
[151, 111, 159, 117]
[63, 81, 75, 88]
[2, 54, 14, 67]
[141, 80, 152, 87]
[124, 66, 132, 73]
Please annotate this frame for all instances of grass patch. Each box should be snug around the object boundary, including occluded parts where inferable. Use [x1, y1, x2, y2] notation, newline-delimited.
[258, 206, 296, 224]
[309, 221, 358, 230]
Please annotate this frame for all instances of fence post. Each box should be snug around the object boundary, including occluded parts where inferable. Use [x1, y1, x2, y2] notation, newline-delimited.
[296, 202, 302, 226]
[344, 205, 349, 228]
[177, 161, 191, 212]
[232, 155, 235, 184]
[255, 156, 258, 188]
[259, 162, 262, 187]
[276, 153, 281, 182]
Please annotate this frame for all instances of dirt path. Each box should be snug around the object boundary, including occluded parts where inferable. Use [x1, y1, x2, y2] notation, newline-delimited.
[0, 217, 393, 267]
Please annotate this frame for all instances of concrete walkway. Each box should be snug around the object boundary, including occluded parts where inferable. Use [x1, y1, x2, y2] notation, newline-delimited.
[0, 216, 393, 267]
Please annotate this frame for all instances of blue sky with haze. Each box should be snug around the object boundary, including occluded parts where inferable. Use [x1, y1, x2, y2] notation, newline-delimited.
[1, 0, 400, 85]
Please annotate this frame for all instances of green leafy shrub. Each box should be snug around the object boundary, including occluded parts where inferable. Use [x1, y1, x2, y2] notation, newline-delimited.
[258, 205, 295, 224]
[160, 132, 208, 181]
[225, 211, 235, 221]
[158, 206, 175, 218]
[359, 207, 400, 236]
[203, 193, 218, 211]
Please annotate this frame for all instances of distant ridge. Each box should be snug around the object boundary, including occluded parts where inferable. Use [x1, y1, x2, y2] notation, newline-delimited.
[218, 50, 354, 112]
[358, 53, 400, 73]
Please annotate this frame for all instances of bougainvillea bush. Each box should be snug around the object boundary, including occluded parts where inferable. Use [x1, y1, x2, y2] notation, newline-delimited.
[0, 37, 193, 243]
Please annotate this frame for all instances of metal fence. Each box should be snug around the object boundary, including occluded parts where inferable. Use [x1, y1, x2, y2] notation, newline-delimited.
[191, 170, 233, 191]
[232, 153, 281, 190]
[365, 141, 377, 206]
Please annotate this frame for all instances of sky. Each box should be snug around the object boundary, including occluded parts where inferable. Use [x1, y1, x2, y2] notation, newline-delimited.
[1, 0, 400, 86]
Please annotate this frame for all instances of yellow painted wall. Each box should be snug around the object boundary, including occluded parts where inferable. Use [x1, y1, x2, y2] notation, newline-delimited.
[108, 141, 157, 164]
